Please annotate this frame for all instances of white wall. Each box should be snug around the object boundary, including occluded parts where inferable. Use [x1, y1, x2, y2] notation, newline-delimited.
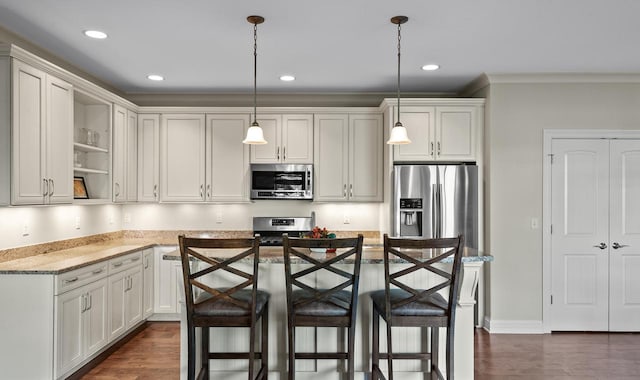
[0, 204, 122, 250]
[484, 81, 640, 323]
[122, 202, 384, 233]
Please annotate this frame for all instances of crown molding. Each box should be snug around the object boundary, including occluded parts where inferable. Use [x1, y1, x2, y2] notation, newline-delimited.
[484, 73, 640, 84]
[378, 97, 486, 111]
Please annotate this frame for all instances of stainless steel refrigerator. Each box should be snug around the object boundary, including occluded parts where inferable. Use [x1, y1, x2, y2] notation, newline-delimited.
[392, 164, 478, 250]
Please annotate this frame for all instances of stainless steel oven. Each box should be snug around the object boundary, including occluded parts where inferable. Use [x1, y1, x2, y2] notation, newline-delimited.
[250, 163, 313, 200]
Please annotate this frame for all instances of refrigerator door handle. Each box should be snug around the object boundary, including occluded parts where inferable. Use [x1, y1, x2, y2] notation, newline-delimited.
[439, 184, 444, 238]
[432, 184, 438, 239]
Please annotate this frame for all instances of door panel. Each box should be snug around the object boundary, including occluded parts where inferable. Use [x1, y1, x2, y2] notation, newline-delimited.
[609, 139, 640, 331]
[313, 114, 349, 201]
[550, 139, 609, 331]
[206, 114, 249, 201]
[46, 76, 73, 204]
[349, 114, 382, 201]
[250, 115, 281, 163]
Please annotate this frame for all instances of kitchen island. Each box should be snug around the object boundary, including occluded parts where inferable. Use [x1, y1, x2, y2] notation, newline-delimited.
[164, 246, 491, 380]
[0, 236, 490, 380]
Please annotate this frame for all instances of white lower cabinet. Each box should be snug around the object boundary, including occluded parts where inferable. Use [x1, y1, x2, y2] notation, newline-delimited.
[108, 258, 143, 341]
[142, 249, 154, 318]
[152, 246, 183, 319]
[54, 266, 109, 379]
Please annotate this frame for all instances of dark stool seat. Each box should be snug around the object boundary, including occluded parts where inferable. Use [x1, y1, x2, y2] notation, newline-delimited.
[283, 234, 364, 380]
[370, 234, 464, 380]
[179, 235, 269, 380]
[194, 289, 270, 318]
[291, 289, 352, 317]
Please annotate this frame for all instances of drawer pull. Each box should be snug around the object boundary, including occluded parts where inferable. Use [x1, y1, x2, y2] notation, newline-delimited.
[64, 277, 78, 284]
[131, 257, 140, 262]
[92, 269, 104, 275]
[113, 262, 123, 267]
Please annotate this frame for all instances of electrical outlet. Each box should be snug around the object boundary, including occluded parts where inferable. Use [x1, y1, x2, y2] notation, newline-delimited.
[343, 213, 351, 224]
[22, 222, 29, 236]
[75, 216, 81, 230]
[123, 213, 131, 224]
[108, 213, 114, 225]
[216, 211, 223, 224]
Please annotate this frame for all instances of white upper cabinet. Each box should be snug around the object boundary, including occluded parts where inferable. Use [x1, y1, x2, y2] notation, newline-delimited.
[387, 100, 483, 162]
[314, 113, 382, 202]
[137, 114, 160, 202]
[251, 114, 313, 163]
[112, 105, 126, 202]
[206, 114, 250, 202]
[11, 59, 73, 205]
[160, 114, 206, 202]
[112, 105, 137, 203]
[126, 110, 138, 202]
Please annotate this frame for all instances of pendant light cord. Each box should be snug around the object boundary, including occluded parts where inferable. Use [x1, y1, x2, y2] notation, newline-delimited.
[253, 22, 258, 126]
[396, 22, 402, 126]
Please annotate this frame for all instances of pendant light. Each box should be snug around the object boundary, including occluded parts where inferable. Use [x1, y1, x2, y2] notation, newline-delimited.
[243, 15, 267, 145]
[387, 16, 411, 145]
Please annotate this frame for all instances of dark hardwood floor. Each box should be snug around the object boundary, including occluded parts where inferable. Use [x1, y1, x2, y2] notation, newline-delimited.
[81, 322, 180, 380]
[81, 322, 640, 379]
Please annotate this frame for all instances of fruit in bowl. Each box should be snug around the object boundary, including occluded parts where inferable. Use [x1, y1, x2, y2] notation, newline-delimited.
[306, 226, 336, 239]
[305, 226, 337, 253]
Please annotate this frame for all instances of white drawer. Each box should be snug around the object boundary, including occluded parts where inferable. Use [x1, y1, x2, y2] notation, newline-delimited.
[55, 261, 108, 295]
[108, 251, 142, 275]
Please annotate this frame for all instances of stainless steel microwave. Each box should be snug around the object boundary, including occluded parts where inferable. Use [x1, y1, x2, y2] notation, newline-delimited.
[250, 164, 313, 200]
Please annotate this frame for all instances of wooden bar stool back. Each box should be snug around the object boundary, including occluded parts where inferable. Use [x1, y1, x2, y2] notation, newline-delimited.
[370, 234, 464, 380]
[282, 233, 364, 380]
[178, 235, 269, 380]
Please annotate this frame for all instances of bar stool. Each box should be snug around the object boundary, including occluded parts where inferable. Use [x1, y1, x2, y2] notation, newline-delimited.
[283, 234, 364, 380]
[370, 234, 464, 380]
[178, 235, 269, 380]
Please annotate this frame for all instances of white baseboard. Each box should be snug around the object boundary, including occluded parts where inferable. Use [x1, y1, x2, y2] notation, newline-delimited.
[483, 317, 545, 334]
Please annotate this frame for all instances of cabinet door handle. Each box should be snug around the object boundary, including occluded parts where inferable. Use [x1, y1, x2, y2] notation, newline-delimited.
[81, 294, 86, 312]
[144, 257, 149, 269]
[283, 146, 286, 161]
[277, 147, 280, 160]
[43, 178, 49, 197]
[153, 184, 158, 199]
[350, 184, 353, 198]
[437, 141, 441, 156]
[206, 184, 211, 200]
[48, 179, 54, 196]
[200, 185, 204, 200]
[343, 184, 347, 197]
[115, 183, 120, 197]
[430, 142, 434, 157]
[87, 294, 92, 311]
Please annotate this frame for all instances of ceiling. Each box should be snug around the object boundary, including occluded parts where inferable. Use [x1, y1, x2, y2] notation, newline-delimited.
[0, 0, 639, 95]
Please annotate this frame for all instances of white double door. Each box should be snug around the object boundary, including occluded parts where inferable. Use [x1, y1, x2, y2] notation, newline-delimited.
[550, 138, 640, 331]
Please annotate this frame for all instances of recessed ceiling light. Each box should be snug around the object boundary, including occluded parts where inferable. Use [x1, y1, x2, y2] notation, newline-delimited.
[280, 75, 295, 82]
[422, 64, 440, 71]
[147, 74, 164, 81]
[83, 30, 107, 39]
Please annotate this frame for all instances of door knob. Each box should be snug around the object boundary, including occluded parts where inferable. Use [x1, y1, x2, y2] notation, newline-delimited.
[593, 242, 607, 250]
[612, 242, 628, 249]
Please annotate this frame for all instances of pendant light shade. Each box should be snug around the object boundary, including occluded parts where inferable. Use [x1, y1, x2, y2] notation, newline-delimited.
[243, 15, 267, 145]
[243, 123, 267, 144]
[387, 16, 412, 145]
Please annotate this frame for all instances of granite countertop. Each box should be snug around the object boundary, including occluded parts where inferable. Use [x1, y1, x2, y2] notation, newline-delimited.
[0, 235, 492, 275]
[0, 239, 159, 274]
[162, 246, 493, 264]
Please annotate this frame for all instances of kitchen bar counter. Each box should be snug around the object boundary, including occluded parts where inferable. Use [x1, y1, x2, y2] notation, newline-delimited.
[0, 238, 492, 274]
